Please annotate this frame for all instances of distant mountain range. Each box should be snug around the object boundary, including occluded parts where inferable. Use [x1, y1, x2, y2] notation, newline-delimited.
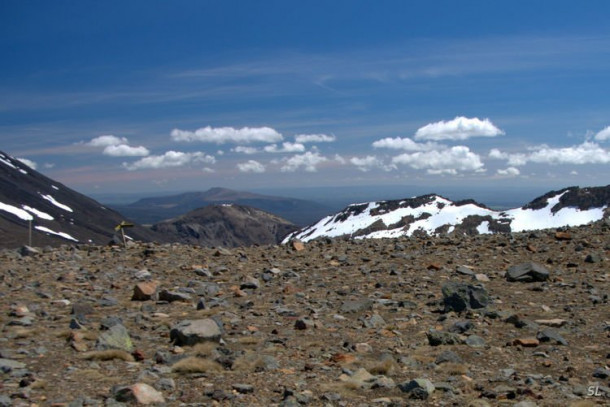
[110, 187, 331, 226]
[2, 149, 609, 249]
[284, 186, 610, 242]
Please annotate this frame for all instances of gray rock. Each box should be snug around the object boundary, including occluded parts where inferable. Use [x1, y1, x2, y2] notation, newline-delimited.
[456, 265, 475, 276]
[435, 350, 462, 365]
[506, 262, 550, 282]
[427, 330, 462, 346]
[232, 383, 254, 394]
[441, 282, 489, 312]
[96, 324, 134, 352]
[398, 378, 435, 399]
[465, 335, 486, 347]
[170, 319, 222, 346]
[155, 378, 176, 391]
[593, 367, 609, 378]
[362, 313, 386, 328]
[240, 276, 260, 290]
[536, 328, 568, 345]
[0, 395, 11, 407]
[0, 358, 26, 372]
[449, 320, 474, 334]
[19, 245, 40, 256]
[585, 253, 602, 263]
[158, 289, 191, 303]
[340, 299, 374, 314]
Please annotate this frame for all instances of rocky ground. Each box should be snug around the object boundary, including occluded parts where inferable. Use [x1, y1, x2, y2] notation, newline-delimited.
[1, 221, 609, 406]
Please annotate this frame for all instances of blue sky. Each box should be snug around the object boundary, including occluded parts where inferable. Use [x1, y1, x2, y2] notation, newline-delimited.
[2, 0, 610, 196]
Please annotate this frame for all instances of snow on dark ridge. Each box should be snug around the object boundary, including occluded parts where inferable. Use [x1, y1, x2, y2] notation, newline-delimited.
[0, 149, 167, 248]
[283, 186, 610, 243]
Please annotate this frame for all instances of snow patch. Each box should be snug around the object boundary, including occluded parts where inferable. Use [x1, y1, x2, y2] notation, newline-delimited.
[40, 194, 73, 212]
[35, 226, 78, 242]
[0, 156, 17, 169]
[22, 205, 54, 220]
[0, 201, 34, 221]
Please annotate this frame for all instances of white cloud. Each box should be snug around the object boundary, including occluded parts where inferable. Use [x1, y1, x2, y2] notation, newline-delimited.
[233, 146, 259, 154]
[124, 151, 215, 170]
[334, 154, 347, 164]
[264, 142, 305, 153]
[17, 158, 37, 169]
[491, 142, 610, 167]
[87, 135, 127, 147]
[171, 126, 283, 144]
[392, 146, 484, 174]
[86, 135, 150, 157]
[526, 142, 610, 165]
[294, 134, 336, 143]
[496, 167, 520, 176]
[237, 160, 266, 173]
[202, 167, 215, 173]
[594, 126, 610, 141]
[414, 116, 504, 141]
[372, 137, 440, 151]
[281, 151, 328, 172]
[349, 155, 394, 172]
[103, 144, 150, 157]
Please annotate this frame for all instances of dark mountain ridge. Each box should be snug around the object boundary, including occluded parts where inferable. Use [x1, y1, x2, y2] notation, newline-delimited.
[0, 151, 167, 248]
[151, 203, 298, 248]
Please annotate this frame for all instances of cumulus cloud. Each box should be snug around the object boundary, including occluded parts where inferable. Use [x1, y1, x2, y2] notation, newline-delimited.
[264, 142, 305, 153]
[86, 135, 150, 157]
[294, 134, 336, 143]
[334, 154, 347, 165]
[103, 144, 150, 157]
[17, 158, 37, 169]
[491, 142, 610, 166]
[496, 167, 520, 176]
[233, 146, 259, 155]
[414, 116, 504, 141]
[281, 151, 328, 172]
[392, 146, 484, 174]
[594, 126, 610, 141]
[171, 126, 283, 144]
[350, 156, 395, 172]
[372, 137, 440, 151]
[124, 151, 215, 170]
[87, 135, 127, 147]
[237, 160, 266, 173]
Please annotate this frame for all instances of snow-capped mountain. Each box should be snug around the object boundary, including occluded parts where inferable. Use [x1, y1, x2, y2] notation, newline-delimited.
[0, 151, 166, 248]
[283, 186, 610, 243]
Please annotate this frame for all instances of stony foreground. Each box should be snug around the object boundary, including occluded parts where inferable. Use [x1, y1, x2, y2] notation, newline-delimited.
[1, 223, 609, 406]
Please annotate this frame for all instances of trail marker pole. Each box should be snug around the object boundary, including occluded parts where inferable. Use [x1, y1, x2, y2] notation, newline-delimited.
[28, 220, 32, 247]
[114, 221, 134, 248]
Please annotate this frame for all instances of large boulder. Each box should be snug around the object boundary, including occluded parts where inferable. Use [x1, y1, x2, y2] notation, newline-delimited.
[441, 282, 490, 312]
[169, 319, 222, 346]
[506, 262, 550, 282]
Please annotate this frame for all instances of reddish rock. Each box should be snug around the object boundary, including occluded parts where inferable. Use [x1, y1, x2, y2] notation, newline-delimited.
[513, 338, 540, 347]
[132, 281, 158, 301]
[114, 383, 165, 405]
[554, 231, 572, 240]
[291, 240, 305, 251]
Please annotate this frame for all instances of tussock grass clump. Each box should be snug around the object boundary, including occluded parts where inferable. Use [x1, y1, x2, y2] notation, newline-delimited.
[191, 342, 218, 357]
[81, 349, 135, 362]
[367, 358, 398, 376]
[171, 357, 222, 374]
[237, 336, 261, 345]
[438, 362, 469, 375]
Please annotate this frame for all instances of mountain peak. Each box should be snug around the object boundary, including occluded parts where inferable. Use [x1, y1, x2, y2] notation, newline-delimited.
[284, 186, 610, 243]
